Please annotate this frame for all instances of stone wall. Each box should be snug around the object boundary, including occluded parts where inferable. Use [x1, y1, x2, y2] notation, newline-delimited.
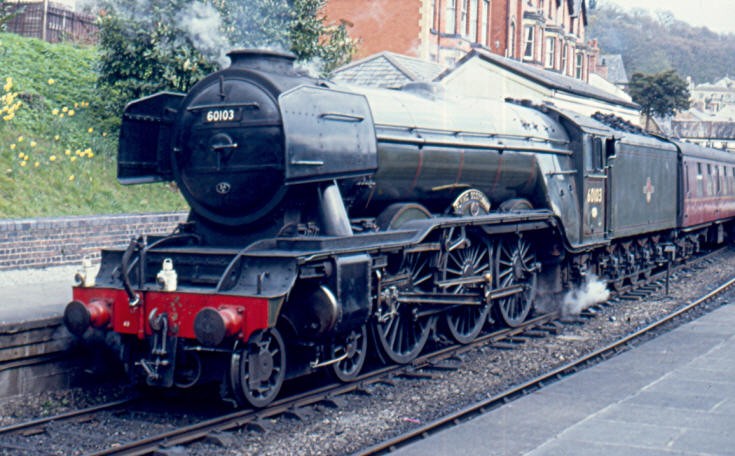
[0, 212, 187, 270]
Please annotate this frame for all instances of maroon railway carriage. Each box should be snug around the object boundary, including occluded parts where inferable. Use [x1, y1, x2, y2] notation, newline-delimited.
[678, 141, 735, 229]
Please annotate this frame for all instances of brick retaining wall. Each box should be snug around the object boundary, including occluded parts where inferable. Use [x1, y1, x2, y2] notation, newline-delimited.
[0, 212, 187, 270]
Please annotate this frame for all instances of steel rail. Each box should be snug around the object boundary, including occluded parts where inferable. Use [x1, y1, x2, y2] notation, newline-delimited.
[355, 274, 735, 455]
[0, 398, 135, 437]
[2, 248, 727, 455]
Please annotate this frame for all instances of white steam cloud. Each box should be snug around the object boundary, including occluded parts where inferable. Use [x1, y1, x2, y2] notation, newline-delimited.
[175, 2, 230, 67]
[561, 275, 610, 317]
[83, 1, 312, 71]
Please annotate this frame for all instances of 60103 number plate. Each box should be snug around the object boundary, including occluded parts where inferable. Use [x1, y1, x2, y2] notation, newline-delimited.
[204, 108, 241, 123]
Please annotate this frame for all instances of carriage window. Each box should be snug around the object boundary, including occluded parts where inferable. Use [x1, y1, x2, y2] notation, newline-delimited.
[716, 166, 721, 195]
[724, 167, 729, 195]
[707, 164, 713, 196]
[697, 163, 704, 196]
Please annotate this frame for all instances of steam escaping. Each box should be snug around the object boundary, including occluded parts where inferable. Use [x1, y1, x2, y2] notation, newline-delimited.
[176, 2, 230, 67]
[82, 0, 309, 70]
[562, 275, 610, 317]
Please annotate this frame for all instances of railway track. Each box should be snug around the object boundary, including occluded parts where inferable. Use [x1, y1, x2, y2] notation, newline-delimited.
[357, 274, 735, 455]
[0, 248, 731, 455]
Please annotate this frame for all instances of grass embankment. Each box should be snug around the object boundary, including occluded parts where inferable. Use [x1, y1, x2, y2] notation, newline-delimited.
[0, 32, 186, 218]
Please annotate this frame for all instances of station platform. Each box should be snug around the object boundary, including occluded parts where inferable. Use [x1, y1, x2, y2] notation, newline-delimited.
[395, 303, 735, 456]
[0, 266, 82, 398]
[0, 266, 76, 326]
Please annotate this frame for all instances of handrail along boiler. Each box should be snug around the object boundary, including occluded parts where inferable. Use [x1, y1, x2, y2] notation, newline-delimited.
[63, 49, 735, 407]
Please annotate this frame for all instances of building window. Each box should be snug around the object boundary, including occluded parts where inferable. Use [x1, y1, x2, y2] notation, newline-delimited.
[446, 0, 457, 34]
[509, 21, 516, 58]
[575, 51, 583, 79]
[560, 44, 568, 74]
[460, 0, 468, 37]
[469, 0, 478, 41]
[481, 0, 489, 45]
[523, 25, 535, 60]
[545, 37, 555, 68]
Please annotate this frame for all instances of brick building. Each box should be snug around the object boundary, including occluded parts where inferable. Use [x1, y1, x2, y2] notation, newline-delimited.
[324, 0, 597, 81]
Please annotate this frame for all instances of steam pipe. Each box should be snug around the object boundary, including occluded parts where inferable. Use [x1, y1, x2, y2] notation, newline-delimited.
[318, 181, 353, 236]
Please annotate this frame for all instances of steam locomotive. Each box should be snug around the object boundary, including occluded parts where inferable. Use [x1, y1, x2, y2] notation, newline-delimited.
[63, 49, 735, 408]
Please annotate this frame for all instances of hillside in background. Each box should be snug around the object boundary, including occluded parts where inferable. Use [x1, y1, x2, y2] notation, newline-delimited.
[589, 4, 735, 83]
[0, 32, 186, 218]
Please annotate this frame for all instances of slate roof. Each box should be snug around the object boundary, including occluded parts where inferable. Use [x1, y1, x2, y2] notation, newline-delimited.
[671, 120, 735, 139]
[331, 52, 445, 88]
[599, 54, 628, 85]
[439, 49, 639, 109]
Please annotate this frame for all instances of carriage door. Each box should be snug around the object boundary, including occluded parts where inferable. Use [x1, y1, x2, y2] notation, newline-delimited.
[582, 136, 607, 241]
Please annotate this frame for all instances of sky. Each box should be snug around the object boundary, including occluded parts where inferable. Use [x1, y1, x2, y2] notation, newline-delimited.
[602, 0, 735, 34]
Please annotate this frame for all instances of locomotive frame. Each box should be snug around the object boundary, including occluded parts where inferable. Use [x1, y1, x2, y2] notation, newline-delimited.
[64, 49, 735, 408]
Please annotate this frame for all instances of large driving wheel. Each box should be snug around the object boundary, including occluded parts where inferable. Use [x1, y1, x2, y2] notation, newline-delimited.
[229, 328, 286, 408]
[373, 250, 434, 364]
[495, 235, 538, 327]
[330, 325, 368, 382]
[441, 228, 492, 344]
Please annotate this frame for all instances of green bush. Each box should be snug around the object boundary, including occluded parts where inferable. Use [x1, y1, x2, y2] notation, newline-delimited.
[0, 32, 186, 218]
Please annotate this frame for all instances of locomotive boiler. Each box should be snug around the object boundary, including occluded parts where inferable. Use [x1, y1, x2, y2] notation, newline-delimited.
[64, 49, 735, 408]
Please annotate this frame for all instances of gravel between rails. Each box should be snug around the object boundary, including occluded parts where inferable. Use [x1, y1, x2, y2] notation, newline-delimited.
[1, 248, 733, 455]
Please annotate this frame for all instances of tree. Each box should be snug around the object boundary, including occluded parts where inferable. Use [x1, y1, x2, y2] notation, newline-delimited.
[0, 0, 22, 31]
[96, 0, 356, 119]
[628, 70, 690, 131]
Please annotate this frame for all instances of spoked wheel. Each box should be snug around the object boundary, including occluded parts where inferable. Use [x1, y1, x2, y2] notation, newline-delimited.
[441, 228, 492, 344]
[495, 235, 538, 327]
[373, 250, 434, 364]
[330, 325, 368, 382]
[229, 328, 286, 408]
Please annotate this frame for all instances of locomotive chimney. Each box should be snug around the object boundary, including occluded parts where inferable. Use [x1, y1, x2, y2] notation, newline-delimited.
[227, 49, 297, 74]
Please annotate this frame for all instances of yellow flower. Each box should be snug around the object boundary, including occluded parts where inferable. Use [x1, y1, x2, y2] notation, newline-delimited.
[52, 109, 59, 115]
[17, 136, 23, 142]
[49, 155, 57, 162]
[20, 161, 26, 167]
[65, 149, 71, 155]
[87, 151, 95, 158]
[30, 141, 37, 147]
[9, 144, 15, 150]
[68, 109, 75, 117]
[70, 156, 77, 162]
[59, 114, 64, 118]
[17, 152, 23, 159]
[74, 103, 79, 108]
[34, 161, 40, 168]
[102, 132, 108, 137]
[62, 106, 68, 113]
[54, 135, 60, 141]
[47, 79, 55, 85]
[68, 175, 75, 181]
[87, 127, 93, 133]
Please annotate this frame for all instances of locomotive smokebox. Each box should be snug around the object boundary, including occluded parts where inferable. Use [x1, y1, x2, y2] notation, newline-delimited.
[226, 49, 297, 75]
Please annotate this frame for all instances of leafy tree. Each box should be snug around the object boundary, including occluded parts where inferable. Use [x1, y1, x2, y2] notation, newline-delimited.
[96, 0, 356, 120]
[628, 70, 690, 130]
[0, 0, 22, 31]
